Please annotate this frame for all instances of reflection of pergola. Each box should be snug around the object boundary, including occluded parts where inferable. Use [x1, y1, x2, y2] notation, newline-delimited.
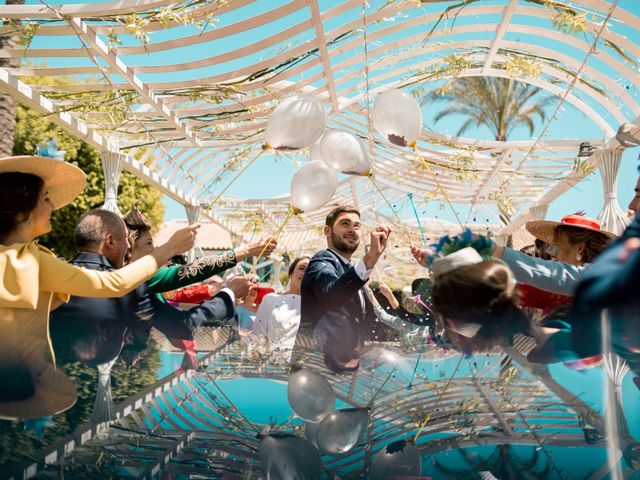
[0, 0, 637, 244]
[22, 343, 634, 479]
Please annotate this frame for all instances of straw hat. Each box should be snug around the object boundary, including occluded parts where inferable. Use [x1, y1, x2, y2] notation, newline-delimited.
[526, 214, 615, 244]
[0, 155, 86, 209]
[0, 361, 77, 420]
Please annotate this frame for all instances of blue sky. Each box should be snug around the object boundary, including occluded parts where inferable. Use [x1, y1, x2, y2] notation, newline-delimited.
[15, 0, 640, 227]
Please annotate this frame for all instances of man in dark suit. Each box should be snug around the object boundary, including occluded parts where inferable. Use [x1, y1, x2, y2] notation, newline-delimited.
[300, 206, 391, 372]
[567, 173, 640, 380]
[51, 209, 250, 368]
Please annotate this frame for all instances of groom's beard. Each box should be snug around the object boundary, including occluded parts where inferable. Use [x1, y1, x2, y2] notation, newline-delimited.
[330, 230, 359, 255]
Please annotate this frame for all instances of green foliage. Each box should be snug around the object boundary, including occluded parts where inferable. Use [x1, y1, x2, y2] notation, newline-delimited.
[422, 77, 556, 142]
[13, 102, 164, 259]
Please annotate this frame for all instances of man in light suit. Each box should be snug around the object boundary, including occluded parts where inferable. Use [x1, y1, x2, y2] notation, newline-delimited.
[300, 206, 391, 372]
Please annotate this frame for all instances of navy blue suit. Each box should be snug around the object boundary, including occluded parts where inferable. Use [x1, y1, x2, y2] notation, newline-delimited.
[300, 249, 377, 371]
[568, 215, 640, 376]
[51, 252, 237, 366]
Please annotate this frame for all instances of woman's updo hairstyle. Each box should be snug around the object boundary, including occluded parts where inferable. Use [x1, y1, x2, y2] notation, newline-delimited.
[0, 172, 44, 242]
[431, 260, 531, 355]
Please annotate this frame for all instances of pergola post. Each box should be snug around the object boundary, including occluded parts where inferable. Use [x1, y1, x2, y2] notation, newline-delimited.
[100, 150, 124, 216]
[185, 204, 203, 262]
[597, 148, 630, 235]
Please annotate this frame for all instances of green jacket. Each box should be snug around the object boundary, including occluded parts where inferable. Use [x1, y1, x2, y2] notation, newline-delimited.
[148, 250, 237, 294]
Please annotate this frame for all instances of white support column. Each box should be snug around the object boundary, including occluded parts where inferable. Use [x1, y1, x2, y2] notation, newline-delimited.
[597, 148, 630, 235]
[529, 204, 548, 221]
[100, 150, 124, 216]
[185, 204, 203, 262]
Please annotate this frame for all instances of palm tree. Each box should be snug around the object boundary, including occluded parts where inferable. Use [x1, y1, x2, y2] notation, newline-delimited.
[423, 77, 556, 142]
[0, 0, 26, 158]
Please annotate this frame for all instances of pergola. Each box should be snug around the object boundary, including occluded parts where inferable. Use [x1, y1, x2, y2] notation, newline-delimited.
[1, 1, 639, 478]
[19, 342, 636, 479]
[0, 0, 637, 247]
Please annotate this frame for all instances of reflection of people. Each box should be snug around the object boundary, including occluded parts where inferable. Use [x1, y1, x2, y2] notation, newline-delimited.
[300, 206, 391, 372]
[250, 256, 310, 361]
[0, 154, 194, 419]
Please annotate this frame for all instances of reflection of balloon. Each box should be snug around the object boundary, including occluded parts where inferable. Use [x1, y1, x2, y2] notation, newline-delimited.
[321, 130, 371, 175]
[373, 89, 422, 147]
[370, 439, 422, 480]
[290, 161, 337, 212]
[258, 433, 324, 479]
[287, 368, 335, 422]
[304, 421, 320, 448]
[265, 95, 326, 151]
[316, 407, 369, 455]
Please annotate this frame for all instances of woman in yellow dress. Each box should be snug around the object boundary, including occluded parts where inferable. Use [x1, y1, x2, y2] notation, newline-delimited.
[0, 153, 198, 420]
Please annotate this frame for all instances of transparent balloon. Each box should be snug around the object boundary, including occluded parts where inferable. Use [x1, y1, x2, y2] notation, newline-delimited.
[370, 439, 422, 480]
[287, 368, 335, 422]
[265, 94, 326, 151]
[373, 89, 422, 147]
[304, 421, 320, 448]
[320, 130, 371, 175]
[316, 407, 369, 455]
[290, 161, 337, 212]
[258, 433, 324, 480]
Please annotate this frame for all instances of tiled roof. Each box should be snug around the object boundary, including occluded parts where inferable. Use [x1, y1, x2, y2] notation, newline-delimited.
[156, 219, 234, 251]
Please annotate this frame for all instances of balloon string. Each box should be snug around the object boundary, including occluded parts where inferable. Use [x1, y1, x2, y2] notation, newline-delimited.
[407, 332, 428, 390]
[413, 354, 464, 442]
[367, 366, 397, 407]
[242, 222, 259, 271]
[411, 145, 464, 231]
[407, 192, 427, 248]
[202, 148, 266, 216]
[248, 207, 297, 276]
[367, 175, 413, 243]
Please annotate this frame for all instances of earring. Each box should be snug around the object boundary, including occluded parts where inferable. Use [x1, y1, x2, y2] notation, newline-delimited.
[576, 252, 583, 262]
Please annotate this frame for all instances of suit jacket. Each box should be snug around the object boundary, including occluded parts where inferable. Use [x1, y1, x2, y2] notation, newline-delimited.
[300, 249, 377, 371]
[51, 252, 236, 366]
[567, 215, 640, 376]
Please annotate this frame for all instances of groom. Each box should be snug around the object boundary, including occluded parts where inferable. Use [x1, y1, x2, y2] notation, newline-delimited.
[300, 206, 391, 372]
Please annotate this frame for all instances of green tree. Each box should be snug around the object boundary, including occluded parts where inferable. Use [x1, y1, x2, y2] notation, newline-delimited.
[423, 77, 556, 142]
[13, 102, 164, 258]
[0, 0, 25, 157]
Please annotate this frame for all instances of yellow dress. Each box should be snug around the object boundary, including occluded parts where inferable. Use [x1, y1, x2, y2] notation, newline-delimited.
[0, 242, 158, 369]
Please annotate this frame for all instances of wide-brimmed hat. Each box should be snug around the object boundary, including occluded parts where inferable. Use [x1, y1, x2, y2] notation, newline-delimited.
[0, 155, 86, 209]
[526, 214, 615, 244]
[0, 361, 77, 420]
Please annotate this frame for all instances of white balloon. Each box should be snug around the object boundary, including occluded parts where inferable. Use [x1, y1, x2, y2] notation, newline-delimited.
[290, 161, 337, 212]
[258, 433, 324, 480]
[265, 95, 326, 151]
[373, 89, 422, 147]
[320, 130, 371, 176]
[315, 407, 369, 455]
[370, 439, 422, 479]
[287, 368, 335, 422]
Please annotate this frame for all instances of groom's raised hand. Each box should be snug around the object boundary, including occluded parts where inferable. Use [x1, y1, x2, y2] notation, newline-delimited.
[364, 225, 392, 269]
